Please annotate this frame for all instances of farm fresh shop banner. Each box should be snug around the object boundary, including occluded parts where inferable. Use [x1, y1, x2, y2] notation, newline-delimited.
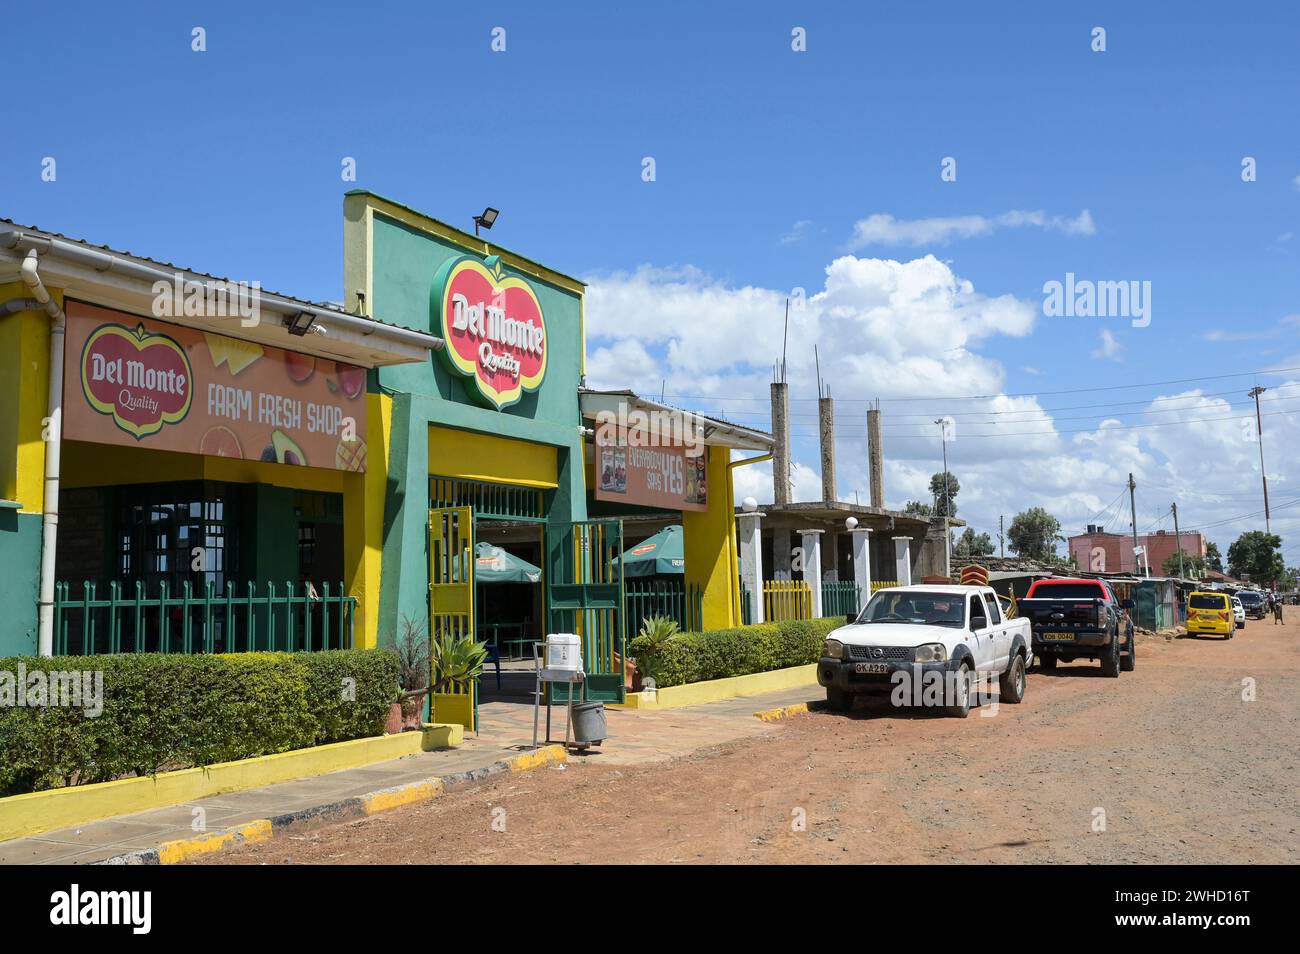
[63, 301, 368, 472]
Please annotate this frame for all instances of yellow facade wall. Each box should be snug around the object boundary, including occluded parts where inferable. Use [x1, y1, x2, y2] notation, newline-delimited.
[0, 285, 57, 512]
[428, 424, 557, 488]
[683, 446, 739, 630]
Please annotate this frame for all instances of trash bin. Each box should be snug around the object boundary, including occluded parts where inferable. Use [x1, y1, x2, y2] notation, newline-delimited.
[571, 700, 607, 745]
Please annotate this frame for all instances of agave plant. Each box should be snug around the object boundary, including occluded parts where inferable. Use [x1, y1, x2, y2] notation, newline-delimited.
[632, 615, 680, 683]
[430, 629, 490, 693]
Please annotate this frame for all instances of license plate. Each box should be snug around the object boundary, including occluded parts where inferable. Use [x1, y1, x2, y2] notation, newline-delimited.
[854, 662, 888, 674]
[1042, 633, 1075, 641]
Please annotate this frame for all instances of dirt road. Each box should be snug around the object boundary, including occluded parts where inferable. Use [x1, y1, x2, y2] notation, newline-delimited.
[200, 614, 1299, 864]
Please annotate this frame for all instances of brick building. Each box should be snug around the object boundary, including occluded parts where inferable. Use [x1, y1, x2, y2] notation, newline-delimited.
[1068, 524, 1206, 576]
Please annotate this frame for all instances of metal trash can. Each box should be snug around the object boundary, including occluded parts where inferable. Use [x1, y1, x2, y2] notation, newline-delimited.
[571, 700, 607, 745]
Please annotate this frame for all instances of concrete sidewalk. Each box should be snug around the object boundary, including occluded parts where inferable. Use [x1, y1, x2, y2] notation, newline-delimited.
[0, 682, 820, 865]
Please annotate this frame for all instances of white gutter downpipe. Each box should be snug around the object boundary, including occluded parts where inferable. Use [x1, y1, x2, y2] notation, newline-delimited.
[20, 249, 65, 657]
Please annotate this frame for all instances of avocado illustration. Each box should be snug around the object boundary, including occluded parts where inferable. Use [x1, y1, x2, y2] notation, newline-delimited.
[260, 430, 307, 466]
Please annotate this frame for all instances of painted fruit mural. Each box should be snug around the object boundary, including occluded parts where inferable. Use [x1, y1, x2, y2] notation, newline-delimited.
[63, 301, 368, 472]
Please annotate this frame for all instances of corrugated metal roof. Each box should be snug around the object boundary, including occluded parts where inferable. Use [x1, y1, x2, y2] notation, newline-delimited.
[0, 218, 432, 337]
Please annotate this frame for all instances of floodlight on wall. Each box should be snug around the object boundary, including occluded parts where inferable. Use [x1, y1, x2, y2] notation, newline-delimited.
[285, 311, 317, 336]
[473, 207, 500, 236]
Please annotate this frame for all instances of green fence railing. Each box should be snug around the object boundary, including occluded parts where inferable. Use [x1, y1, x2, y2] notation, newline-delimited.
[822, 580, 863, 618]
[53, 580, 355, 656]
[625, 578, 703, 635]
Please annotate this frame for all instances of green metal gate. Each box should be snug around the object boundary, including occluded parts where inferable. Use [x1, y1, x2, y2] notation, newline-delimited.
[547, 520, 625, 703]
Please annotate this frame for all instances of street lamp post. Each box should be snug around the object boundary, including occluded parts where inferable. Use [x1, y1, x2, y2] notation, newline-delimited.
[1248, 386, 1271, 532]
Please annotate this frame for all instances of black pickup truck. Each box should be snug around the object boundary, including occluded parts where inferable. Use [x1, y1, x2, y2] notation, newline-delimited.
[1017, 578, 1135, 677]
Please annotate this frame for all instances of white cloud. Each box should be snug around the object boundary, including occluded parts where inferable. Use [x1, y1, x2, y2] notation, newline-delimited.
[780, 220, 814, 245]
[584, 256, 1300, 564]
[848, 209, 1095, 248]
[1092, 328, 1123, 361]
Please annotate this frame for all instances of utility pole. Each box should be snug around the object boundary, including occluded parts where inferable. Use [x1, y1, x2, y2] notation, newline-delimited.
[935, 418, 951, 578]
[1248, 386, 1271, 532]
[1128, 473, 1139, 575]
[1171, 501, 1185, 579]
[999, 515, 1004, 558]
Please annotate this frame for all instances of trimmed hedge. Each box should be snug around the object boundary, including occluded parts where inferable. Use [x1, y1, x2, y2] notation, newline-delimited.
[629, 616, 847, 688]
[0, 649, 399, 796]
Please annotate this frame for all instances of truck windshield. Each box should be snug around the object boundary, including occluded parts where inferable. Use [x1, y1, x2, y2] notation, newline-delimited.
[856, 591, 966, 627]
[1028, 583, 1104, 599]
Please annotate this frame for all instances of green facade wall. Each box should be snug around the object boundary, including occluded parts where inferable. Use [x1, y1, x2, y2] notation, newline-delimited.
[359, 200, 588, 642]
[0, 510, 40, 655]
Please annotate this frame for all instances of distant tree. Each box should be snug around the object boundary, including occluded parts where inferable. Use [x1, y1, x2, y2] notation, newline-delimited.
[929, 471, 960, 518]
[1007, 507, 1062, 562]
[1227, 531, 1286, 584]
[903, 500, 934, 517]
[1205, 541, 1224, 572]
[955, 528, 995, 557]
[1162, 552, 1206, 578]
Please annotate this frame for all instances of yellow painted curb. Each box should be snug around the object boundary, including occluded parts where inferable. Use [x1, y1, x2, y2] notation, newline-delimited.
[621, 664, 819, 710]
[0, 723, 463, 843]
[507, 745, 567, 772]
[157, 820, 273, 865]
[362, 779, 445, 815]
[754, 702, 811, 722]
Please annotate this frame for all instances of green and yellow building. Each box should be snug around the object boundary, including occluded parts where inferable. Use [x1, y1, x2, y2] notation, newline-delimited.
[0, 194, 771, 703]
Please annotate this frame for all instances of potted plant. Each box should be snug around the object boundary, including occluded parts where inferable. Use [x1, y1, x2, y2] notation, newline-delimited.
[389, 615, 431, 732]
[429, 630, 489, 731]
[628, 615, 679, 691]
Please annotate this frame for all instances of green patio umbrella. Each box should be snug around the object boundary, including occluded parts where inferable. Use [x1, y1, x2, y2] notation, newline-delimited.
[474, 542, 542, 584]
[617, 525, 686, 577]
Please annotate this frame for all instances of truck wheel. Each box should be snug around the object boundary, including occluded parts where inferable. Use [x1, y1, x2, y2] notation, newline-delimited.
[946, 662, 973, 718]
[1037, 654, 1057, 671]
[826, 687, 854, 712]
[1121, 631, 1135, 672]
[999, 654, 1026, 704]
[1101, 634, 1121, 678]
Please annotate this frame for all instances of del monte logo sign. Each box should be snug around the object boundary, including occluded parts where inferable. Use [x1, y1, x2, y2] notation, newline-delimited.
[81, 323, 192, 438]
[432, 254, 547, 409]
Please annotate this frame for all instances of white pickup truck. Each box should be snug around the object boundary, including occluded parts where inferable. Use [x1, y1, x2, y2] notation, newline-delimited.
[817, 584, 1032, 718]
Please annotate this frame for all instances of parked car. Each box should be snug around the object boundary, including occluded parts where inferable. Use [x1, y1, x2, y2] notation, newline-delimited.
[1236, 590, 1267, 619]
[1230, 595, 1246, 628]
[1186, 591, 1234, 639]
[1016, 578, 1134, 677]
[817, 584, 1032, 718]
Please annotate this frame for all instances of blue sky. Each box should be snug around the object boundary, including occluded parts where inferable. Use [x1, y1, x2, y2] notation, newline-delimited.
[4, 1, 1299, 567]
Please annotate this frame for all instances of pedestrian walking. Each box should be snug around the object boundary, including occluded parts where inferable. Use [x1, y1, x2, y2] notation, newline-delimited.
[1274, 594, 1284, 625]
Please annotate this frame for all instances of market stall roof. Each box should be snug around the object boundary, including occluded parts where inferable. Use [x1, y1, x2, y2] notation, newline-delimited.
[474, 543, 542, 584]
[0, 222, 441, 368]
[615, 525, 685, 576]
[579, 389, 773, 452]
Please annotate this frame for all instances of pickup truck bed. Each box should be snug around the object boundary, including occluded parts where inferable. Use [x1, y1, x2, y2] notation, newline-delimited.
[1018, 579, 1134, 678]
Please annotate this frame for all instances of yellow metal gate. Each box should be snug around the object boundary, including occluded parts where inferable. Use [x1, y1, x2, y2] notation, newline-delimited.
[428, 506, 477, 729]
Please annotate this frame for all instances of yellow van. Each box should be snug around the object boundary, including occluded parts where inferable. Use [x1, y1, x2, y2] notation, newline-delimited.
[1186, 591, 1234, 639]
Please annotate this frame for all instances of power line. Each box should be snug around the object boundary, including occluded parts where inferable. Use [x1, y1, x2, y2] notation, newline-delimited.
[779, 402, 1300, 440]
[661, 365, 1300, 406]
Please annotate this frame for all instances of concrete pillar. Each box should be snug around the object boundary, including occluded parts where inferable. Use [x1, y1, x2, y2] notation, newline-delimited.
[772, 527, 792, 580]
[892, 536, 912, 586]
[867, 406, 884, 509]
[771, 381, 791, 506]
[737, 510, 764, 624]
[801, 529, 824, 618]
[818, 395, 835, 503]
[851, 528, 873, 611]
